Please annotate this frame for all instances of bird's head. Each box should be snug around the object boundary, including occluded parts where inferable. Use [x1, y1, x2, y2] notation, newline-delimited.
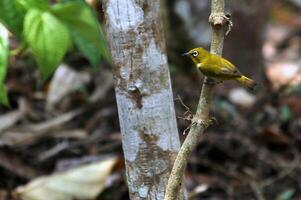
[182, 47, 209, 65]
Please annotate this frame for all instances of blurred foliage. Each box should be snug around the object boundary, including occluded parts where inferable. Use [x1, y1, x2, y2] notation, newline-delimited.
[276, 189, 295, 200]
[24, 9, 71, 79]
[285, 84, 301, 95]
[280, 105, 293, 122]
[0, 0, 109, 104]
[0, 24, 9, 105]
[0, 0, 25, 38]
[51, 1, 110, 67]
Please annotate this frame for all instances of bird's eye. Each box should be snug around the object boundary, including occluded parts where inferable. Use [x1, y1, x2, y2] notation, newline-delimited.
[192, 51, 198, 57]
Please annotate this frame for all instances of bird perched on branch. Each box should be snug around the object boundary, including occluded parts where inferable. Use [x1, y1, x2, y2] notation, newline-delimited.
[183, 47, 256, 90]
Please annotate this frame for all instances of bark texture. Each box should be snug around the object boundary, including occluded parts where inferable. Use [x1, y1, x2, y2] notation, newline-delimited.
[102, 1, 181, 199]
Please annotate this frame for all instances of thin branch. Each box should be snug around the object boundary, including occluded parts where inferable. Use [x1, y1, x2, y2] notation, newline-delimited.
[164, 0, 230, 199]
[260, 148, 300, 188]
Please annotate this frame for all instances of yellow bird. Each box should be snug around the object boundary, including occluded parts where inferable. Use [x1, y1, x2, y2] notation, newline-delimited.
[183, 47, 256, 90]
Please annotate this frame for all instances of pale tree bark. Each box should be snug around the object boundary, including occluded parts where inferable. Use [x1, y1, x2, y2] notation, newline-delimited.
[102, 1, 182, 199]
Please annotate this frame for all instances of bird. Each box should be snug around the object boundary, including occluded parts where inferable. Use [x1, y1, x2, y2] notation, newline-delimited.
[183, 47, 256, 90]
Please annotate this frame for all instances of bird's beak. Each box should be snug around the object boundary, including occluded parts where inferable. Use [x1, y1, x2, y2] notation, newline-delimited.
[182, 52, 190, 56]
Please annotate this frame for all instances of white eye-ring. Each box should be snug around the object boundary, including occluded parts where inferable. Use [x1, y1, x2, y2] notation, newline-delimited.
[192, 50, 198, 57]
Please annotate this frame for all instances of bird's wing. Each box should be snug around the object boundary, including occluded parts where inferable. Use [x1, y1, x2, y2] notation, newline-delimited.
[218, 67, 242, 78]
[203, 55, 242, 78]
[216, 56, 242, 78]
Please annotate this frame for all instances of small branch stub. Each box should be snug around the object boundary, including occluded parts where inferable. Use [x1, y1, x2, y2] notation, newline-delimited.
[209, 13, 233, 35]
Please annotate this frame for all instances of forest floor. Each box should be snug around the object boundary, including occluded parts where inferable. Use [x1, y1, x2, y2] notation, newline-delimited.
[1, 9, 301, 200]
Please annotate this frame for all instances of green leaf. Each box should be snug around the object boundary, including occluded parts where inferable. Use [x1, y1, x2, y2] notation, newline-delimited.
[0, 0, 25, 38]
[276, 189, 295, 200]
[24, 9, 71, 79]
[0, 85, 8, 106]
[61, 0, 85, 3]
[280, 105, 293, 122]
[285, 84, 301, 95]
[0, 23, 9, 105]
[15, 0, 49, 11]
[51, 2, 110, 66]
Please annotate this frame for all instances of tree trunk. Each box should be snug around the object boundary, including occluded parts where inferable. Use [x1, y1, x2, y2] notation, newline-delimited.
[102, 1, 182, 199]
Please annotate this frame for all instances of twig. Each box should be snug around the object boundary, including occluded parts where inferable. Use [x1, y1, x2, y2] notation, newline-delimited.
[175, 96, 191, 113]
[175, 95, 193, 122]
[260, 148, 300, 188]
[164, 1, 230, 200]
[175, 96, 193, 135]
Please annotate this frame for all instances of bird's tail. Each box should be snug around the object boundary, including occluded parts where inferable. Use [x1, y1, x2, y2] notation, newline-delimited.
[235, 75, 256, 90]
